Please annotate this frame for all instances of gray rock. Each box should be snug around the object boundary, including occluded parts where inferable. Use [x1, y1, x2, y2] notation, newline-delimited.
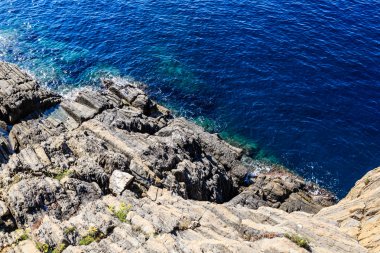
[228, 168, 336, 213]
[0, 201, 9, 217]
[0, 62, 60, 124]
[0, 61, 368, 253]
[109, 170, 134, 195]
[1, 68, 333, 208]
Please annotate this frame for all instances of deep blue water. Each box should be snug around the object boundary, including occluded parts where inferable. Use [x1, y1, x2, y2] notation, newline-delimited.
[0, 0, 379, 198]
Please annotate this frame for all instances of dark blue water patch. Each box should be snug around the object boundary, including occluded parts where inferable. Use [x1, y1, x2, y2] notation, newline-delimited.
[0, 0, 379, 198]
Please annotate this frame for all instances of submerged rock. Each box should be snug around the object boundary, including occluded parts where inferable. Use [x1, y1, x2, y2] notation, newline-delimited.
[0, 61, 375, 253]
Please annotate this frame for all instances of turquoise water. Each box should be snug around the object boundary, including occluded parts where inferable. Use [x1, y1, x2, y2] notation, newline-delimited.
[0, 0, 379, 197]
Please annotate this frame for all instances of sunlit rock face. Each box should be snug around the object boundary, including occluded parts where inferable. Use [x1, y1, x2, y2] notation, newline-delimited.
[316, 167, 380, 253]
[0, 61, 375, 253]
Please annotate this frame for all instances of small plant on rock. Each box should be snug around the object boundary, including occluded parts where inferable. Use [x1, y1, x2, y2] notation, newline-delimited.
[78, 226, 105, 246]
[109, 203, 132, 222]
[35, 242, 50, 253]
[284, 233, 311, 251]
[36, 242, 67, 253]
[52, 243, 67, 253]
[78, 235, 95, 246]
[15, 229, 29, 244]
[54, 169, 73, 181]
[364, 177, 371, 186]
[107, 204, 115, 213]
[18, 233, 29, 241]
[64, 226, 76, 235]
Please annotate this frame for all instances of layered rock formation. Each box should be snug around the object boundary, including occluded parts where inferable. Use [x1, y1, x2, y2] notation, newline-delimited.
[316, 167, 380, 252]
[0, 61, 377, 253]
[0, 62, 60, 125]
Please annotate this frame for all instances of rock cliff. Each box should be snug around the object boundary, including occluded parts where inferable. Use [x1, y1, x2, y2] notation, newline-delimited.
[0, 61, 377, 253]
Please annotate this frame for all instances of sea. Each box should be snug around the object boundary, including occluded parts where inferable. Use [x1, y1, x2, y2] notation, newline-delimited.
[0, 0, 379, 198]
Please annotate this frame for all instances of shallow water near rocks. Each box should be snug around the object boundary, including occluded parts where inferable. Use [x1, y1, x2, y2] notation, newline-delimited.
[0, 0, 379, 198]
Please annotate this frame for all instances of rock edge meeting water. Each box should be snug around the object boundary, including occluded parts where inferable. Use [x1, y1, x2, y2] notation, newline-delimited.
[0, 0, 379, 197]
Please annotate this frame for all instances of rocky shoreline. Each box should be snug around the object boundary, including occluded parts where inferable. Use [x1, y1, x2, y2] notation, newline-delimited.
[0, 61, 377, 252]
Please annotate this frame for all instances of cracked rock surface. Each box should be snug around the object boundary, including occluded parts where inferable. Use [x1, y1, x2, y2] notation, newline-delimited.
[0, 62, 60, 125]
[0, 61, 375, 253]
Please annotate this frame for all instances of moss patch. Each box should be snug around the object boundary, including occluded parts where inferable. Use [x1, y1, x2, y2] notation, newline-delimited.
[36, 242, 67, 253]
[78, 235, 96, 246]
[54, 169, 73, 181]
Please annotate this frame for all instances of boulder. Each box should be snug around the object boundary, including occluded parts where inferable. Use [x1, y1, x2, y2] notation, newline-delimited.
[109, 170, 134, 195]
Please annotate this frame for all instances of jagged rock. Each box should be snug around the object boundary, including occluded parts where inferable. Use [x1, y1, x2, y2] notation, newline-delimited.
[28, 189, 367, 253]
[0, 62, 376, 253]
[109, 170, 134, 195]
[229, 168, 336, 213]
[104, 80, 156, 115]
[0, 62, 60, 124]
[3, 176, 102, 228]
[0, 63, 334, 210]
[6, 177, 74, 226]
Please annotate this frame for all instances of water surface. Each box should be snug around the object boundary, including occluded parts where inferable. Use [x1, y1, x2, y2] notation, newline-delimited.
[0, 0, 379, 197]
